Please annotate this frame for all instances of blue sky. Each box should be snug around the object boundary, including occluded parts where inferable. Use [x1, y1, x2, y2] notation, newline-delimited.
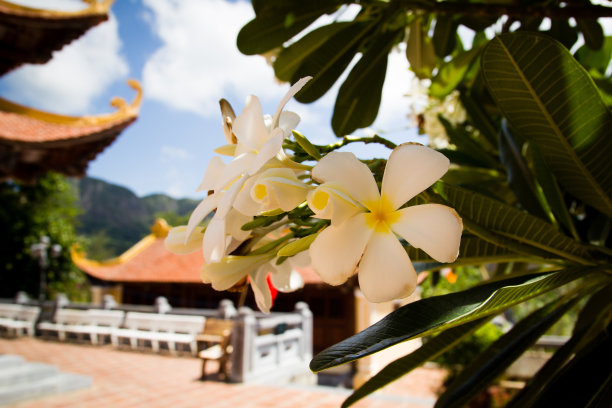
[0, 0, 422, 199]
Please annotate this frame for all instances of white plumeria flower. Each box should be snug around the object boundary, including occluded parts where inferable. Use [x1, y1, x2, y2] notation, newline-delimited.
[307, 143, 463, 303]
[164, 225, 205, 254]
[234, 167, 311, 216]
[202, 251, 305, 314]
[183, 77, 311, 262]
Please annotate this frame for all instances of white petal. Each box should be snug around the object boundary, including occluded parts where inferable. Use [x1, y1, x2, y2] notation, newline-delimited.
[393, 204, 462, 263]
[213, 153, 253, 192]
[197, 156, 226, 192]
[382, 143, 450, 209]
[247, 130, 284, 175]
[307, 182, 362, 225]
[271, 76, 311, 128]
[233, 176, 262, 216]
[251, 168, 309, 212]
[250, 269, 272, 313]
[309, 213, 372, 285]
[358, 231, 417, 303]
[202, 216, 227, 263]
[312, 151, 379, 205]
[213, 144, 236, 156]
[165, 226, 203, 254]
[233, 95, 269, 151]
[288, 250, 310, 268]
[202, 254, 272, 291]
[216, 175, 247, 218]
[271, 261, 304, 293]
[226, 208, 252, 242]
[278, 111, 300, 137]
[185, 193, 220, 243]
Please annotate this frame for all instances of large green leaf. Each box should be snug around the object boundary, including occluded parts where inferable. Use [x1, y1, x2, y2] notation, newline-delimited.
[433, 15, 457, 58]
[498, 120, 549, 220]
[430, 46, 481, 99]
[436, 295, 579, 408]
[436, 182, 594, 264]
[292, 20, 376, 103]
[331, 29, 401, 136]
[342, 318, 490, 407]
[508, 283, 612, 408]
[481, 33, 612, 217]
[405, 17, 436, 79]
[310, 267, 588, 372]
[273, 22, 351, 82]
[237, 1, 340, 55]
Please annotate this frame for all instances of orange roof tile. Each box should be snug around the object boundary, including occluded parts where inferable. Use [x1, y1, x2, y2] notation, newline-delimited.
[73, 219, 325, 285]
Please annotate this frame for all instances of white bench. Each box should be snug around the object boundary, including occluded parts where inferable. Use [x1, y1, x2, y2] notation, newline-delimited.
[111, 312, 205, 355]
[0, 304, 40, 337]
[38, 308, 125, 345]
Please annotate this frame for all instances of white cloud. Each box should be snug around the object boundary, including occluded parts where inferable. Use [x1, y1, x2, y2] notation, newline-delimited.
[160, 145, 194, 162]
[0, 14, 128, 114]
[142, 0, 286, 117]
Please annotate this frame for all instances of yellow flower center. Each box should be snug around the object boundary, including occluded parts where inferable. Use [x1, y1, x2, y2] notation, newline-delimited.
[311, 190, 329, 211]
[253, 184, 267, 201]
[364, 195, 400, 233]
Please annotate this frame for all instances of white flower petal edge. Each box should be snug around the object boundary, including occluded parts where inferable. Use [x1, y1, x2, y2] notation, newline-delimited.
[312, 151, 379, 205]
[250, 269, 272, 314]
[202, 217, 227, 263]
[185, 193, 220, 243]
[165, 226, 203, 254]
[271, 76, 311, 128]
[201, 254, 273, 291]
[197, 156, 225, 192]
[381, 143, 450, 209]
[233, 95, 269, 151]
[393, 204, 462, 263]
[307, 182, 363, 226]
[309, 213, 373, 285]
[358, 231, 417, 303]
[270, 260, 305, 292]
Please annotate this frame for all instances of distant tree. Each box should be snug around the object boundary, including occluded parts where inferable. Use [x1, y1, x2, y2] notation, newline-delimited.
[0, 173, 88, 301]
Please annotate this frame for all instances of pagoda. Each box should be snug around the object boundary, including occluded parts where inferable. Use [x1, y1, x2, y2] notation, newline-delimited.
[0, 0, 140, 181]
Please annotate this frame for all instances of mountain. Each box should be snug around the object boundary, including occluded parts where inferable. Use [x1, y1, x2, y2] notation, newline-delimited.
[71, 177, 198, 259]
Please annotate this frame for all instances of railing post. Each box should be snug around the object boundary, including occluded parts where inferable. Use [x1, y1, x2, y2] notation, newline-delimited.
[102, 294, 117, 310]
[295, 302, 313, 361]
[229, 306, 256, 383]
[217, 299, 237, 319]
[154, 296, 171, 314]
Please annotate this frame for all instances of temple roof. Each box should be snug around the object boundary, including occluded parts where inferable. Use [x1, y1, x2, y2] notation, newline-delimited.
[0, 79, 141, 181]
[0, 0, 114, 74]
[73, 219, 324, 285]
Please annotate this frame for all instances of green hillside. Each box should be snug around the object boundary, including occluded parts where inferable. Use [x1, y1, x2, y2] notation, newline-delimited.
[71, 177, 198, 260]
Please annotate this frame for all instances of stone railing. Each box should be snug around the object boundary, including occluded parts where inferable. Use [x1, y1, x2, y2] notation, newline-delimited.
[230, 302, 314, 385]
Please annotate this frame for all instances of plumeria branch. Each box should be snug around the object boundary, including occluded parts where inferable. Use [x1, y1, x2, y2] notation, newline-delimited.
[319, 134, 398, 155]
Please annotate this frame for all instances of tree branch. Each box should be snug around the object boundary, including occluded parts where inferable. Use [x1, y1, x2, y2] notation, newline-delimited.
[395, 0, 612, 19]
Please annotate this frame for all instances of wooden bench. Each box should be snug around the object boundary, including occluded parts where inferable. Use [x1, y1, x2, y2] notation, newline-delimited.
[38, 308, 125, 344]
[111, 312, 205, 355]
[0, 304, 40, 337]
[197, 318, 234, 380]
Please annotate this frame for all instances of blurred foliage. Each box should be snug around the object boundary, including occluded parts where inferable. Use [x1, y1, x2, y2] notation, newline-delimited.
[0, 173, 87, 301]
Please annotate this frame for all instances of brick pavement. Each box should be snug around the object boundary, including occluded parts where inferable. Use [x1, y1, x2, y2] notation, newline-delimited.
[0, 337, 445, 408]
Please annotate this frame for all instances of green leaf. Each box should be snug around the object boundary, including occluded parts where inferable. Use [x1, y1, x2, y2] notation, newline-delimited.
[508, 283, 612, 408]
[332, 29, 401, 136]
[342, 318, 490, 407]
[433, 15, 457, 58]
[529, 143, 580, 240]
[292, 130, 321, 160]
[436, 295, 579, 408]
[436, 182, 593, 263]
[438, 116, 499, 169]
[481, 33, 612, 217]
[574, 36, 612, 75]
[528, 320, 612, 407]
[277, 233, 318, 257]
[459, 91, 499, 149]
[292, 20, 376, 104]
[237, 1, 342, 55]
[310, 267, 588, 372]
[430, 46, 482, 99]
[498, 120, 549, 220]
[576, 18, 604, 50]
[274, 22, 351, 82]
[405, 17, 436, 79]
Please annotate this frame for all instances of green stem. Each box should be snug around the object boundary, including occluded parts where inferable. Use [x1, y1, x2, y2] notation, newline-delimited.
[320, 134, 397, 154]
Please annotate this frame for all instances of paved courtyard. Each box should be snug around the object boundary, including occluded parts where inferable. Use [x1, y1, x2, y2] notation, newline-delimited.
[0, 337, 445, 408]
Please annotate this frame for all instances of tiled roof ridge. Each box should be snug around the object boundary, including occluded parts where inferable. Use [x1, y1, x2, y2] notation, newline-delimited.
[0, 79, 142, 128]
[0, 0, 114, 18]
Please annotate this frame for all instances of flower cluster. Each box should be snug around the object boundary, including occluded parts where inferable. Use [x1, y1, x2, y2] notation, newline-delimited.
[165, 78, 463, 312]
